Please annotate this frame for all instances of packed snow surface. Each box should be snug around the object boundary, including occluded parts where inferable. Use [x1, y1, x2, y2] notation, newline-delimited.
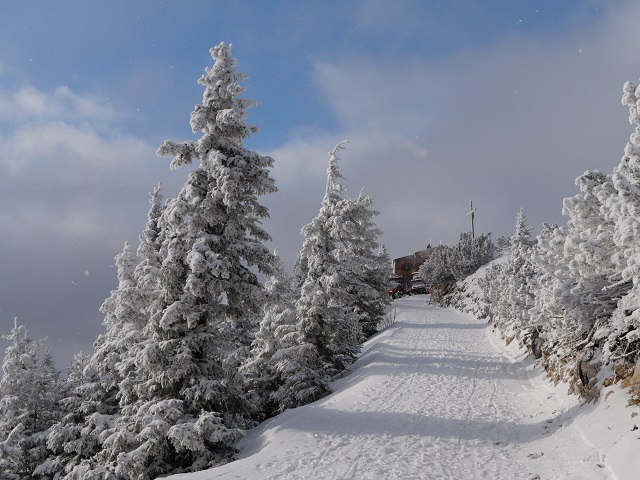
[169, 296, 637, 480]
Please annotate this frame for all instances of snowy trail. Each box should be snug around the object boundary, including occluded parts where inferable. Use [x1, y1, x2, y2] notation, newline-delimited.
[169, 296, 628, 480]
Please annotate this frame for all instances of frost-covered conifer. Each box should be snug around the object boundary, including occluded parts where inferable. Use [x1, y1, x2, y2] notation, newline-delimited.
[296, 142, 362, 379]
[601, 81, 640, 362]
[361, 243, 393, 337]
[93, 42, 277, 478]
[97, 242, 146, 395]
[253, 181, 389, 414]
[482, 210, 535, 338]
[526, 224, 574, 340]
[560, 172, 623, 333]
[116, 185, 167, 410]
[419, 246, 455, 288]
[43, 243, 146, 478]
[424, 233, 494, 305]
[35, 351, 93, 479]
[242, 255, 307, 416]
[134, 183, 165, 312]
[449, 232, 495, 281]
[335, 191, 390, 338]
[291, 249, 309, 290]
[479, 259, 506, 324]
[0, 320, 63, 478]
[504, 210, 536, 327]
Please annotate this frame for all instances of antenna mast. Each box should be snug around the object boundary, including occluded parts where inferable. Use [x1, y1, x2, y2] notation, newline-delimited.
[466, 200, 477, 239]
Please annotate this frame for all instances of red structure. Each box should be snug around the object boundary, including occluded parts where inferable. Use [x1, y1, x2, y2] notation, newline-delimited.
[392, 246, 434, 281]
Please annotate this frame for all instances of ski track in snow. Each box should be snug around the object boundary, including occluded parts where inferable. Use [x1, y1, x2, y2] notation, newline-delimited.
[168, 296, 622, 480]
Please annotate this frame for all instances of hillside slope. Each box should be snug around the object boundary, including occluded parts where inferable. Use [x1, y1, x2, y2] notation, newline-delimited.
[167, 296, 637, 480]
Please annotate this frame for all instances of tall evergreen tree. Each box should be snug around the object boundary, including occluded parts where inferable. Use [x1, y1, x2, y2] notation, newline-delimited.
[42, 243, 146, 479]
[39, 185, 167, 479]
[481, 209, 535, 337]
[291, 249, 309, 290]
[500, 209, 536, 333]
[35, 351, 93, 479]
[559, 171, 624, 334]
[93, 42, 277, 478]
[419, 245, 455, 288]
[296, 141, 361, 378]
[602, 80, 640, 362]
[449, 232, 495, 281]
[242, 254, 303, 417]
[335, 190, 390, 338]
[134, 183, 166, 316]
[0, 320, 63, 479]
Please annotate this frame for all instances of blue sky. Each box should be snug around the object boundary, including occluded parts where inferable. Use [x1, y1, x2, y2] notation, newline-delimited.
[1, 0, 639, 368]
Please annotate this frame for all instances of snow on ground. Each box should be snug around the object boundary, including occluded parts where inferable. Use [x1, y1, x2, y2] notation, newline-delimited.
[168, 296, 639, 480]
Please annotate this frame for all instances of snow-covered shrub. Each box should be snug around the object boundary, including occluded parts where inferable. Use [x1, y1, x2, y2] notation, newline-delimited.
[421, 232, 496, 303]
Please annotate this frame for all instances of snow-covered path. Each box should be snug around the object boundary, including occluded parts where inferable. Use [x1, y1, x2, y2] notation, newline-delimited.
[170, 296, 634, 480]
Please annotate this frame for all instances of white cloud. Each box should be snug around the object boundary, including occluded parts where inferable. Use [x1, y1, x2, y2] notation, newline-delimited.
[0, 81, 183, 368]
[0, 83, 182, 249]
[267, 0, 640, 266]
[0, 84, 119, 125]
[3, 121, 150, 175]
[266, 134, 338, 185]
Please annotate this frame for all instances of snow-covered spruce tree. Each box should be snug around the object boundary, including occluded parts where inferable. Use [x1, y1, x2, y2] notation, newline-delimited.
[291, 248, 309, 290]
[546, 171, 626, 371]
[482, 209, 535, 343]
[115, 184, 167, 412]
[479, 258, 507, 324]
[526, 172, 620, 360]
[39, 185, 167, 479]
[526, 224, 575, 356]
[420, 233, 495, 305]
[0, 320, 64, 479]
[449, 232, 496, 281]
[296, 141, 362, 380]
[562, 172, 622, 331]
[504, 209, 536, 331]
[419, 246, 454, 288]
[258, 143, 371, 413]
[95, 241, 146, 403]
[41, 243, 147, 479]
[334, 190, 391, 339]
[93, 42, 277, 479]
[362, 243, 393, 337]
[35, 351, 92, 479]
[133, 183, 166, 318]
[602, 80, 640, 364]
[242, 254, 307, 417]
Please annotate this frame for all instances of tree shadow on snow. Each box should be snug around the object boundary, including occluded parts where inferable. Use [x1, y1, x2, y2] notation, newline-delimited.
[392, 320, 486, 330]
[284, 401, 586, 446]
[342, 343, 527, 383]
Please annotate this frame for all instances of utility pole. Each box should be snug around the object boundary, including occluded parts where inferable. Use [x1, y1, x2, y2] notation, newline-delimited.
[467, 200, 476, 239]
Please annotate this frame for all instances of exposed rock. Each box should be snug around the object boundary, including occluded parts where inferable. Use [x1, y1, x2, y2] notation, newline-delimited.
[621, 360, 640, 399]
[578, 360, 599, 388]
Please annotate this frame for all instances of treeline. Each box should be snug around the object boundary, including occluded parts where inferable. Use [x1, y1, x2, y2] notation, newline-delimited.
[418, 232, 496, 298]
[0, 43, 390, 479]
[474, 82, 640, 400]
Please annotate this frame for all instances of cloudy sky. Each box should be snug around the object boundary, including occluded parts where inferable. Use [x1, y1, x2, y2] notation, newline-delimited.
[1, 0, 640, 368]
